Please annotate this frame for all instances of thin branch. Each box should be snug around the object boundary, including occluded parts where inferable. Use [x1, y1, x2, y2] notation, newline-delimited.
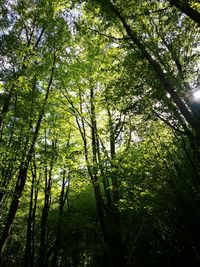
[35, 27, 45, 48]
[135, 6, 170, 16]
[152, 109, 185, 134]
[77, 24, 130, 41]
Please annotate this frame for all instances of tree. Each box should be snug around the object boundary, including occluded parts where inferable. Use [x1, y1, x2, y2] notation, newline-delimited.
[169, 0, 200, 24]
[0, 1, 200, 266]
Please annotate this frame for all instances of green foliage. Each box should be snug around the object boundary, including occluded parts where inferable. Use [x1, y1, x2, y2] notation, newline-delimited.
[0, 0, 200, 266]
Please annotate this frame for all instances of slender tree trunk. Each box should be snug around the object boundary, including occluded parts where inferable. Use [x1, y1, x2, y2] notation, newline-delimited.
[51, 170, 70, 267]
[39, 198, 50, 267]
[73, 85, 126, 267]
[0, 163, 28, 255]
[0, 85, 14, 132]
[39, 135, 57, 266]
[170, 0, 200, 24]
[24, 173, 35, 267]
[39, 140, 54, 267]
[89, 87, 126, 267]
[24, 160, 38, 267]
[107, 107, 120, 203]
[104, 1, 200, 139]
[0, 50, 56, 256]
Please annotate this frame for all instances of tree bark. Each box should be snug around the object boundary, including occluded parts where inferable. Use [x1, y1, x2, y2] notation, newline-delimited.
[24, 160, 38, 267]
[73, 85, 126, 267]
[170, 0, 200, 24]
[51, 170, 70, 267]
[104, 1, 200, 138]
[0, 50, 56, 256]
[89, 87, 126, 267]
[39, 136, 55, 267]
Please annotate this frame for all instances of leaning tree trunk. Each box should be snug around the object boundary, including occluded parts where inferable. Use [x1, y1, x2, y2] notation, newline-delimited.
[170, 0, 200, 24]
[104, 0, 200, 140]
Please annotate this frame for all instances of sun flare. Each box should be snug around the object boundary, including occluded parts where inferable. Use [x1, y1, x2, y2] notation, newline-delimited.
[193, 90, 200, 101]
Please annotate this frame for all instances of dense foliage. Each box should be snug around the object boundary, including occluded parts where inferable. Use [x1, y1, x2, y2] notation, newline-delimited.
[0, 0, 200, 266]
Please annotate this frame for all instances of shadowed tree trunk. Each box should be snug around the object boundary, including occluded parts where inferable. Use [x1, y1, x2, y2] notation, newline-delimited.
[100, 0, 200, 142]
[170, 0, 200, 24]
[24, 158, 39, 267]
[0, 50, 56, 257]
[51, 169, 70, 267]
[66, 81, 127, 266]
[87, 87, 126, 266]
[39, 136, 57, 267]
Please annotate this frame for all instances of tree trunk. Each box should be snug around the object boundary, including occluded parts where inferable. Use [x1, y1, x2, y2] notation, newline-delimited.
[51, 171, 69, 267]
[90, 87, 126, 267]
[105, 1, 200, 139]
[0, 50, 56, 256]
[39, 199, 50, 267]
[0, 85, 14, 132]
[170, 0, 200, 24]
[39, 144, 54, 267]
[24, 160, 38, 267]
[0, 164, 27, 255]
[74, 85, 126, 267]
